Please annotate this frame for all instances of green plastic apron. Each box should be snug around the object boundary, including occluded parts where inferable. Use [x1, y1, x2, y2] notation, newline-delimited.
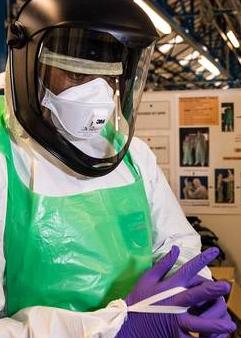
[0, 96, 153, 316]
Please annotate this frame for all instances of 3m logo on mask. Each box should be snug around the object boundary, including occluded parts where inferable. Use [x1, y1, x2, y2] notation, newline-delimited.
[89, 117, 106, 131]
[96, 119, 106, 125]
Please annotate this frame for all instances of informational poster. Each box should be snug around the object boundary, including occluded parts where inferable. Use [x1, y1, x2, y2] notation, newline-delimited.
[179, 97, 219, 125]
[135, 100, 172, 183]
[178, 95, 241, 214]
[137, 90, 241, 215]
[136, 101, 170, 130]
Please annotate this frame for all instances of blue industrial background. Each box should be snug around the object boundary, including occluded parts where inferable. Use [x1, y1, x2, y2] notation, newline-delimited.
[0, 1, 7, 72]
[1, 0, 241, 90]
[0, 0, 16, 73]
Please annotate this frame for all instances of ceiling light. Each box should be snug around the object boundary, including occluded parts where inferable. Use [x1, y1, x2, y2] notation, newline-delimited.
[185, 51, 200, 61]
[227, 30, 240, 48]
[134, 0, 172, 34]
[173, 35, 184, 44]
[158, 43, 172, 54]
[206, 73, 216, 80]
[220, 32, 228, 42]
[158, 35, 184, 54]
[179, 50, 200, 66]
[179, 59, 189, 66]
[227, 41, 234, 50]
[191, 51, 200, 59]
[195, 66, 205, 73]
[198, 56, 221, 76]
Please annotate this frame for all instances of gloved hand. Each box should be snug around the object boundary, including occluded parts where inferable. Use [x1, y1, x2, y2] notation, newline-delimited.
[116, 247, 236, 338]
[186, 274, 234, 338]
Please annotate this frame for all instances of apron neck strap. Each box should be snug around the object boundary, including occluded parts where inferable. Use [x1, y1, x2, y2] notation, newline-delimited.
[101, 122, 140, 180]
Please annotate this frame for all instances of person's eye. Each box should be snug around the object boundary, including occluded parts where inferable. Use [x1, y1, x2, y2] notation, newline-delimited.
[66, 72, 85, 82]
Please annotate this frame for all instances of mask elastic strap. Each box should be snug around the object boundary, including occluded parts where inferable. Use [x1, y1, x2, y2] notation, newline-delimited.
[101, 122, 139, 179]
[127, 287, 189, 314]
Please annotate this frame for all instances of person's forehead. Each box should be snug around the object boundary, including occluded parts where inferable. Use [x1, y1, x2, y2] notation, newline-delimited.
[57, 68, 115, 79]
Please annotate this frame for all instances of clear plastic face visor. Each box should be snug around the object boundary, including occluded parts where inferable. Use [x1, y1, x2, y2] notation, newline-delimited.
[37, 28, 155, 161]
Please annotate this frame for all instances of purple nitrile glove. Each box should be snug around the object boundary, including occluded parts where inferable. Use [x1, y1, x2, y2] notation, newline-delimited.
[116, 247, 236, 338]
[186, 275, 235, 338]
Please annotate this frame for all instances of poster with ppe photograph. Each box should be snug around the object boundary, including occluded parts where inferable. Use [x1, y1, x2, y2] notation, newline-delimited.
[179, 127, 209, 167]
[137, 90, 241, 214]
[214, 169, 235, 204]
[178, 93, 241, 214]
[180, 176, 209, 204]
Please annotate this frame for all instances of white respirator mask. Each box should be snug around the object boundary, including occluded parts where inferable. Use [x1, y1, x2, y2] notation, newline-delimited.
[41, 77, 115, 139]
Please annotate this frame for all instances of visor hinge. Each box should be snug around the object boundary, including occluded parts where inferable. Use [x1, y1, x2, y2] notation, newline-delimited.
[7, 21, 28, 49]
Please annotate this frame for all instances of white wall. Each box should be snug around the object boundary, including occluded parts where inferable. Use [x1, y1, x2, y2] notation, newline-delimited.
[197, 214, 241, 283]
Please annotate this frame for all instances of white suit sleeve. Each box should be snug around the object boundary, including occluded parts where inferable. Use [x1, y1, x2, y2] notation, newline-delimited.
[130, 138, 211, 279]
[0, 300, 127, 338]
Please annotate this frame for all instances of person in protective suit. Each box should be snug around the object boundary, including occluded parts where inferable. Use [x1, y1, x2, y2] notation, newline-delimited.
[0, 0, 236, 337]
[223, 107, 233, 132]
[182, 135, 193, 166]
[194, 131, 207, 166]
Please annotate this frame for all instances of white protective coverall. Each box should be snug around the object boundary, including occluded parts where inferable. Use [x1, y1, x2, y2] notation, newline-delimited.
[0, 72, 211, 338]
